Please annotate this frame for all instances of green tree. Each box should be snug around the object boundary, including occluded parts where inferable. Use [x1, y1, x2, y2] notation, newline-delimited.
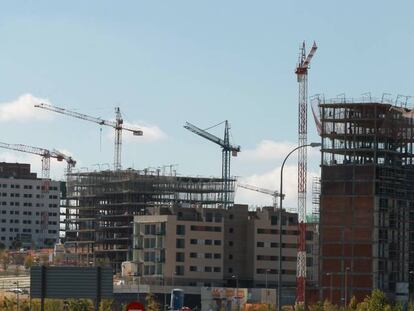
[24, 254, 34, 269]
[356, 289, 392, 311]
[100, 299, 114, 311]
[68, 299, 93, 311]
[322, 300, 338, 311]
[146, 293, 160, 311]
[308, 301, 324, 311]
[0, 250, 10, 271]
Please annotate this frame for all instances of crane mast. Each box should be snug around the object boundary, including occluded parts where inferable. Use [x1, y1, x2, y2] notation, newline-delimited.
[34, 103, 143, 171]
[295, 41, 317, 305]
[184, 120, 240, 209]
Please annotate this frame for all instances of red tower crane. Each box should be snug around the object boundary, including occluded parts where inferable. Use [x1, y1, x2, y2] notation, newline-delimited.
[295, 41, 317, 305]
[34, 103, 143, 171]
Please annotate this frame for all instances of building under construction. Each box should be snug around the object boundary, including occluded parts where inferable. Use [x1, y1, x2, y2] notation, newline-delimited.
[63, 168, 234, 271]
[317, 97, 414, 303]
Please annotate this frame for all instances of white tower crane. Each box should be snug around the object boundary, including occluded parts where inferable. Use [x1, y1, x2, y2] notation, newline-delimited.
[34, 103, 143, 171]
[237, 183, 281, 209]
[0, 142, 76, 191]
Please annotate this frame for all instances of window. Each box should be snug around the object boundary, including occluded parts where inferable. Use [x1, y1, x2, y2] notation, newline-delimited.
[214, 253, 221, 259]
[204, 266, 212, 272]
[213, 267, 221, 273]
[229, 254, 233, 260]
[214, 213, 222, 223]
[271, 216, 278, 225]
[190, 252, 197, 258]
[176, 252, 185, 262]
[205, 240, 212, 245]
[205, 253, 212, 259]
[228, 268, 233, 273]
[214, 240, 221, 246]
[229, 214, 234, 220]
[176, 225, 185, 235]
[229, 228, 234, 233]
[229, 241, 233, 247]
[190, 239, 197, 245]
[205, 212, 213, 222]
[175, 266, 184, 276]
[144, 252, 156, 262]
[257, 242, 265, 247]
[189, 266, 197, 272]
[176, 239, 185, 249]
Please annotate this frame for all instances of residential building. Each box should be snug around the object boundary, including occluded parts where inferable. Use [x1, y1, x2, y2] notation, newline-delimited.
[131, 204, 318, 297]
[0, 162, 60, 249]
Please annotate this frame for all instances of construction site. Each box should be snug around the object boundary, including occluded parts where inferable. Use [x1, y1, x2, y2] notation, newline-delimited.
[315, 96, 414, 303]
[63, 169, 235, 271]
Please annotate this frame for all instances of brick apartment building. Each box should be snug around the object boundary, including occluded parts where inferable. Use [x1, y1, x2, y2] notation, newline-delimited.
[130, 204, 317, 300]
[317, 98, 414, 304]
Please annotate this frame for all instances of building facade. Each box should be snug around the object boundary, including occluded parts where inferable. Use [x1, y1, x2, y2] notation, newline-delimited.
[318, 99, 414, 303]
[0, 162, 60, 249]
[131, 204, 318, 295]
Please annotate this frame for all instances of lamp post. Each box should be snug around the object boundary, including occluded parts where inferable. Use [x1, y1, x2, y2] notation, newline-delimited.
[278, 142, 321, 311]
[344, 267, 350, 307]
[13, 280, 19, 311]
[326, 272, 333, 303]
[232, 275, 239, 311]
[265, 269, 270, 311]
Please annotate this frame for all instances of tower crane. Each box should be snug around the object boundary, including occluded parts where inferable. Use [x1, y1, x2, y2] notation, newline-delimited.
[0, 142, 76, 190]
[184, 121, 240, 209]
[237, 183, 281, 209]
[34, 103, 143, 171]
[295, 41, 317, 305]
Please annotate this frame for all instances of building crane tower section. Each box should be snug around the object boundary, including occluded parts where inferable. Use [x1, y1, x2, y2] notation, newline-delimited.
[0, 142, 76, 190]
[237, 182, 281, 209]
[184, 121, 240, 209]
[295, 41, 317, 304]
[34, 103, 143, 171]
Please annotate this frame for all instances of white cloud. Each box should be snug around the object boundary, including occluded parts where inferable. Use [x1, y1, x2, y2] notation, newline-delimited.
[107, 121, 167, 143]
[234, 139, 321, 213]
[235, 165, 319, 214]
[0, 94, 54, 122]
[240, 140, 320, 162]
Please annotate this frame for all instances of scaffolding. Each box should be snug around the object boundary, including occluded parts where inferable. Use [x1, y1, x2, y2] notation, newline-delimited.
[63, 168, 235, 271]
[315, 97, 414, 302]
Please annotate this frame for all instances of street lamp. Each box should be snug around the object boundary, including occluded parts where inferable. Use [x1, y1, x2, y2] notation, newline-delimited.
[13, 280, 19, 311]
[265, 269, 270, 311]
[326, 272, 333, 303]
[232, 275, 240, 311]
[278, 142, 321, 311]
[344, 267, 350, 307]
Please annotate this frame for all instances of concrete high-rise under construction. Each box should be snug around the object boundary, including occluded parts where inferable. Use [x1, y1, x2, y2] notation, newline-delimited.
[63, 168, 235, 271]
[317, 97, 414, 303]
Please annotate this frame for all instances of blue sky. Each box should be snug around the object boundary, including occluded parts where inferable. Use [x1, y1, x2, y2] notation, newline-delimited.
[0, 1, 413, 208]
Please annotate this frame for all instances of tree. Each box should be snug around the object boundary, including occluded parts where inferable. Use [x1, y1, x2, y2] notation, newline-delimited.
[0, 251, 10, 272]
[24, 254, 34, 269]
[356, 289, 392, 311]
[146, 293, 160, 311]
